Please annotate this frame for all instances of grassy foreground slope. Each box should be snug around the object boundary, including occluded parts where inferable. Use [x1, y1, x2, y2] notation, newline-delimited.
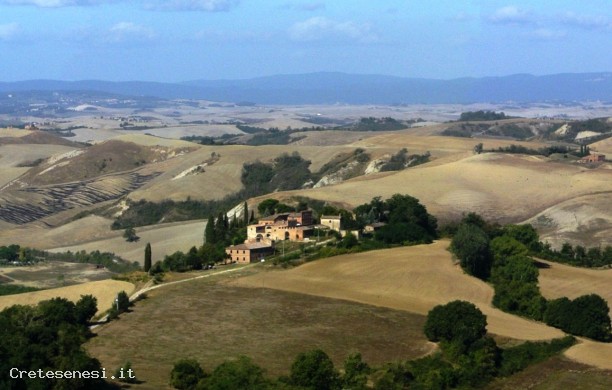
[86, 271, 434, 389]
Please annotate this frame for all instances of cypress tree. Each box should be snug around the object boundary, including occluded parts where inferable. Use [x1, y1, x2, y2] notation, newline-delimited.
[243, 202, 249, 226]
[144, 243, 152, 273]
[205, 214, 215, 244]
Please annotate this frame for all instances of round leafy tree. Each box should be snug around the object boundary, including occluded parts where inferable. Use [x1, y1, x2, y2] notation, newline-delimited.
[424, 300, 487, 351]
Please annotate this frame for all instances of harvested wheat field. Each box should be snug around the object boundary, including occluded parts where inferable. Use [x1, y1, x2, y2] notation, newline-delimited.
[0, 279, 134, 315]
[272, 152, 612, 223]
[49, 219, 208, 265]
[232, 241, 564, 341]
[538, 259, 612, 303]
[590, 137, 612, 156]
[564, 339, 612, 370]
[537, 259, 612, 369]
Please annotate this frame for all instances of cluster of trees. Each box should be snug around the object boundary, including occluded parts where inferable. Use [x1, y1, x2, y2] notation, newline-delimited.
[169, 301, 575, 390]
[379, 148, 430, 172]
[170, 350, 367, 390]
[44, 249, 140, 274]
[0, 296, 112, 389]
[459, 110, 511, 121]
[354, 194, 438, 245]
[352, 117, 407, 132]
[539, 241, 612, 268]
[450, 214, 612, 341]
[154, 204, 251, 273]
[483, 144, 585, 158]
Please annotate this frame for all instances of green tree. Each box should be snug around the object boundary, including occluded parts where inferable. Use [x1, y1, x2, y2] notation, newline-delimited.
[424, 300, 488, 353]
[74, 294, 97, 325]
[290, 349, 340, 390]
[342, 352, 370, 389]
[123, 226, 139, 242]
[257, 199, 279, 216]
[205, 215, 215, 244]
[144, 242, 152, 273]
[451, 223, 492, 279]
[205, 356, 269, 390]
[170, 359, 206, 390]
[473, 143, 484, 154]
[116, 290, 130, 312]
[243, 202, 249, 226]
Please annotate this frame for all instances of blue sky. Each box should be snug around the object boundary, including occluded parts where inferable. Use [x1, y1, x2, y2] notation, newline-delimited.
[0, 0, 610, 81]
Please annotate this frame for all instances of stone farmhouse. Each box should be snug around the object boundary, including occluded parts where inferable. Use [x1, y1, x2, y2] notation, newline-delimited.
[247, 210, 314, 242]
[320, 215, 341, 231]
[578, 153, 606, 163]
[225, 210, 317, 264]
[225, 241, 274, 264]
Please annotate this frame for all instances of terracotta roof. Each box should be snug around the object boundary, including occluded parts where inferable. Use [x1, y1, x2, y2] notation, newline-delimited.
[227, 242, 273, 250]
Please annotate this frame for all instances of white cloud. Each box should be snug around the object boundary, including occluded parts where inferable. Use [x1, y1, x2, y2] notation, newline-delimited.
[1, 0, 104, 7]
[145, 0, 239, 12]
[289, 16, 376, 42]
[281, 1, 325, 11]
[528, 28, 566, 40]
[0, 22, 19, 40]
[489, 6, 534, 25]
[108, 22, 155, 42]
[560, 12, 612, 32]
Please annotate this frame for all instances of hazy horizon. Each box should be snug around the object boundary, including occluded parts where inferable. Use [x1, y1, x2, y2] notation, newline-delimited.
[0, 1, 610, 82]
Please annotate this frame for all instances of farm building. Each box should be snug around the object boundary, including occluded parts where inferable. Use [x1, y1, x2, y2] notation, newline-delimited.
[320, 215, 341, 231]
[225, 242, 274, 264]
[247, 210, 314, 242]
[578, 154, 605, 163]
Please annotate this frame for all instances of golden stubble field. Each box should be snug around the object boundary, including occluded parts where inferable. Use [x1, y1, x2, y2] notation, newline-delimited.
[537, 258, 612, 370]
[0, 279, 134, 315]
[232, 241, 563, 341]
[231, 241, 612, 370]
[269, 151, 612, 225]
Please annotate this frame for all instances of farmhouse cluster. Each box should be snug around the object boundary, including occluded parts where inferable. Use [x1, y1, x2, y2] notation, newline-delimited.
[225, 210, 341, 264]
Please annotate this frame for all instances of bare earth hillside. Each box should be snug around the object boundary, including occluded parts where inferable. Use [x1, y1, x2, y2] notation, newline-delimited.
[527, 193, 612, 248]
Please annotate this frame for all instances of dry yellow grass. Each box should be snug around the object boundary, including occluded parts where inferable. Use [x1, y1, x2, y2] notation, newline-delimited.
[270, 152, 612, 224]
[536, 259, 612, 369]
[590, 137, 612, 156]
[0, 128, 34, 138]
[538, 259, 612, 303]
[232, 241, 564, 341]
[48, 219, 208, 265]
[0, 279, 134, 315]
[563, 339, 612, 370]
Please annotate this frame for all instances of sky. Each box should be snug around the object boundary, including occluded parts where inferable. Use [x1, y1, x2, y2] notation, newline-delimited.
[0, 0, 610, 82]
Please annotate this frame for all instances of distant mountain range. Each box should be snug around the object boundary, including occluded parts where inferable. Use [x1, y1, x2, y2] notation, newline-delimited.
[1, 72, 611, 105]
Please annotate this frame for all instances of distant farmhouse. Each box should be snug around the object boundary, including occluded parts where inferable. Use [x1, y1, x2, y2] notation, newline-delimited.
[248, 210, 314, 242]
[578, 153, 606, 163]
[225, 210, 318, 264]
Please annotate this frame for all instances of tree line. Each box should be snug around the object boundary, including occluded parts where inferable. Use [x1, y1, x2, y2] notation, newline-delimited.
[450, 214, 611, 342]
